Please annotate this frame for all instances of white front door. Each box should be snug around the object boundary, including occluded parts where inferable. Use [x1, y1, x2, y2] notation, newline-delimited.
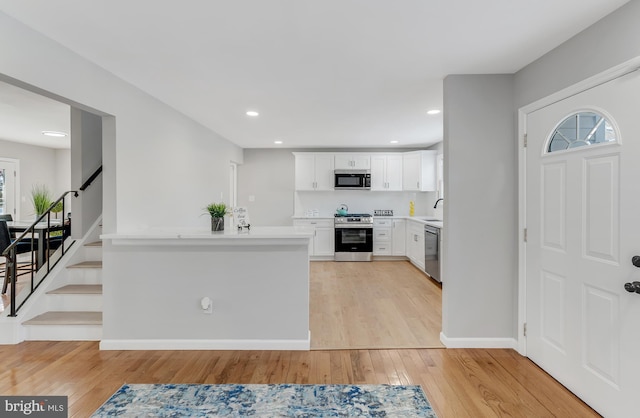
[525, 72, 640, 417]
[0, 159, 18, 218]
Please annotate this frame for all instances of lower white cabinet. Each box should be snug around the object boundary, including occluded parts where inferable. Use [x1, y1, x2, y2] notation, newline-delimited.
[392, 219, 406, 256]
[373, 218, 406, 256]
[293, 219, 334, 257]
[405, 220, 425, 270]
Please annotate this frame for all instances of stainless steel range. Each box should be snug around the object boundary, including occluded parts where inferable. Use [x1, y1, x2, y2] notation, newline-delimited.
[334, 213, 373, 261]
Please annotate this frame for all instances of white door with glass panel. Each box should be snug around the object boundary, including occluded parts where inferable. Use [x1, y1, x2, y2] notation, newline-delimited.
[525, 72, 640, 417]
[0, 159, 17, 218]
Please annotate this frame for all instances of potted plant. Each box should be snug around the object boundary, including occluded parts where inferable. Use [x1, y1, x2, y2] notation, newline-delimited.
[31, 184, 53, 216]
[206, 202, 227, 232]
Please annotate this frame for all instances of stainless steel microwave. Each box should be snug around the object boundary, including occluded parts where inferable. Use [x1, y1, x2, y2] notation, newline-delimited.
[334, 170, 371, 190]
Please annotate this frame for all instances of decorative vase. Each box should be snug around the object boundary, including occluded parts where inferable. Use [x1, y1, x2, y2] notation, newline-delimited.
[211, 216, 224, 232]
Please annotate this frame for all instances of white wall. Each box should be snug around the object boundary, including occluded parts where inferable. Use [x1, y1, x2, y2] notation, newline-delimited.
[0, 11, 243, 233]
[442, 74, 517, 342]
[0, 138, 69, 220]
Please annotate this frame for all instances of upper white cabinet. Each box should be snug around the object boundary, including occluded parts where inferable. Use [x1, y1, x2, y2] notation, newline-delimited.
[371, 154, 403, 191]
[294, 153, 334, 191]
[334, 154, 371, 170]
[402, 150, 438, 191]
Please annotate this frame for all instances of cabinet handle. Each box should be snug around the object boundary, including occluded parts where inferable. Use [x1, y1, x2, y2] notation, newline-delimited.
[417, 181, 420, 189]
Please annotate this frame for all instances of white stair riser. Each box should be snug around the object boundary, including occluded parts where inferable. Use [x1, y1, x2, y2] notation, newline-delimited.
[67, 268, 102, 284]
[83, 246, 103, 261]
[45, 294, 102, 312]
[23, 324, 102, 341]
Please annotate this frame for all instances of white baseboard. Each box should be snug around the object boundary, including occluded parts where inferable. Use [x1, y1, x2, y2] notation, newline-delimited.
[100, 332, 311, 351]
[440, 332, 517, 349]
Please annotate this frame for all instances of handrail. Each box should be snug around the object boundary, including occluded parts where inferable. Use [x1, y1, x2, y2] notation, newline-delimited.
[2, 191, 77, 317]
[79, 165, 102, 192]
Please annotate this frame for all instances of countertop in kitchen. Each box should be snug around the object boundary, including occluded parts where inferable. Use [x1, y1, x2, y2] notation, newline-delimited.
[293, 215, 443, 228]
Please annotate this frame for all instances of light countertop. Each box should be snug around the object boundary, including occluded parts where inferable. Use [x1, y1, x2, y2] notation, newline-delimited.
[294, 215, 444, 228]
[101, 226, 314, 245]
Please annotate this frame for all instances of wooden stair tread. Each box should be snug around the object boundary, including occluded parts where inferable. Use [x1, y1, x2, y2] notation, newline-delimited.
[23, 311, 102, 326]
[67, 261, 102, 269]
[85, 241, 102, 247]
[47, 284, 102, 294]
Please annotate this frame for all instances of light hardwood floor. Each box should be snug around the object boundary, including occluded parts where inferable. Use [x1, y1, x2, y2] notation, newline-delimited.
[0, 342, 599, 417]
[0, 260, 599, 416]
[310, 260, 444, 349]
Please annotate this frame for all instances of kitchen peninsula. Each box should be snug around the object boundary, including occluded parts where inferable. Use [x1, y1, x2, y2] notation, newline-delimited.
[100, 226, 314, 351]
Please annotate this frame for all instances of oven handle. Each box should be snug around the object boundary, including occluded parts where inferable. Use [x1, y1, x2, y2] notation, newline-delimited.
[334, 224, 373, 229]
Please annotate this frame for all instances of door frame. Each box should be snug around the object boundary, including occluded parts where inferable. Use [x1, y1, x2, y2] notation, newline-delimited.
[517, 56, 640, 356]
[0, 157, 20, 219]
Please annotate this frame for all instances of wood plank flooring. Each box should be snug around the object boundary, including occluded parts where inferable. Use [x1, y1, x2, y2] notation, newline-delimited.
[0, 342, 599, 417]
[0, 260, 599, 416]
[311, 261, 444, 349]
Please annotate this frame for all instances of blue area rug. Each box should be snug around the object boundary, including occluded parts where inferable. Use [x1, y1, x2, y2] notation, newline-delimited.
[92, 383, 437, 417]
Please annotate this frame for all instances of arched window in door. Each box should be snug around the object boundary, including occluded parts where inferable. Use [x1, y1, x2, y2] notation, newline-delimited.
[547, 111, 617, 153]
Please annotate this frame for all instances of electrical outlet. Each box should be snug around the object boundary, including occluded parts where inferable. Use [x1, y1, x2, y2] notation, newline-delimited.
[200, 297, 213, 314]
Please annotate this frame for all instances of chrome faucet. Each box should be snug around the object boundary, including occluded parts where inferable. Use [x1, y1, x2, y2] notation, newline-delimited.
[433, 198, 444, 209]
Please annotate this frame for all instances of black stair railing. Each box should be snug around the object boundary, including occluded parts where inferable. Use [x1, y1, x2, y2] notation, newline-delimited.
[2, 163, 102, 317]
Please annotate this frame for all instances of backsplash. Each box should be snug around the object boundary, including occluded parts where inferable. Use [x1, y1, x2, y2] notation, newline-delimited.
[294, 191, 439, 217]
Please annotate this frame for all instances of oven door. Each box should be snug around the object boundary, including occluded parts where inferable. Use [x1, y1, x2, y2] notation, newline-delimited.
[334, 226, 373, 253]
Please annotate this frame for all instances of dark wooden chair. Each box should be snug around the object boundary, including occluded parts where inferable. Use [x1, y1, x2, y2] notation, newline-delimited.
[0, 220, 34, 294]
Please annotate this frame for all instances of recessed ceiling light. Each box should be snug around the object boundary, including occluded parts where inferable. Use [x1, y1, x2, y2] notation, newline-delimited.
[246, 110, 259, 117]
[41, 131, 67, 137]
[274, 140, 283, 145]
[427, 109, 441, 115]
[390, 140, 399, 144]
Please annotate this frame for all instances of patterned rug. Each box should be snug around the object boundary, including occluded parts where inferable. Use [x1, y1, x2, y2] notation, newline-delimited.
[92, 383, 437, 417]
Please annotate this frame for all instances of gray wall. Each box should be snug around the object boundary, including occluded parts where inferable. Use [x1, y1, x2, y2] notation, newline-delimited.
[515, 0, 640, 107]
[70, 108, 102, 237]
[442, 74, 516, 340]
[441, 0, 640, 343]
[238, 149, 296, 226]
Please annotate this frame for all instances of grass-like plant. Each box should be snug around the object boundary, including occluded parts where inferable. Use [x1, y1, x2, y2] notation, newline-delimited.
[31, 184, 53, 216]
[205, 202, 227, 218]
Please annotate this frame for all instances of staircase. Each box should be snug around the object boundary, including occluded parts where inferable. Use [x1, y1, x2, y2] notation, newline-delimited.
[20, 223, 103, 341]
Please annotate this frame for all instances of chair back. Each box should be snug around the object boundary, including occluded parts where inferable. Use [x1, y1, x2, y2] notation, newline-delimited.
[0, 214, 13, 221]
[0, 220, 11, 255]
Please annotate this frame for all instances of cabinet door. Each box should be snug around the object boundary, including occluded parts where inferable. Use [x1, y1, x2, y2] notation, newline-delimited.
[334, 154, 353, 170]
[351, 155, 371, 170]
[392, 219, 406, 256]
[314, 154, 335, 190]
[314, 227, 335, 256]
[385, 155, 403, 191]
[415, 225, 425, 270]
[370, 155, 387, 190]
[295, 154, 317, 190]
[402, 153, 421, 191]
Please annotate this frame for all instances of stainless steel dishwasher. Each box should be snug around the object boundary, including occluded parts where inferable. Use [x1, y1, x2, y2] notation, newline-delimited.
[424, 225, 440, 282]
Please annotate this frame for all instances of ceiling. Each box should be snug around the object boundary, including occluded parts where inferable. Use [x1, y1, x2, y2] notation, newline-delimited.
[0, 0, 629, 149]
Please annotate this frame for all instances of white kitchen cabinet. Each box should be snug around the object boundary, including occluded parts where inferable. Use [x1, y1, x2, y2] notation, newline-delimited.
[294, 153, 334, 191]
[293, 218, 334, 257]
[373, 218, 393, 255]
[373, 218, 406, 256]
[405, 219, 425, 270]
[334, 154, 371, 170]
[370, 154, 403, 191]
[391, 219, 406, 256]
[402, 150, 437, 191]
